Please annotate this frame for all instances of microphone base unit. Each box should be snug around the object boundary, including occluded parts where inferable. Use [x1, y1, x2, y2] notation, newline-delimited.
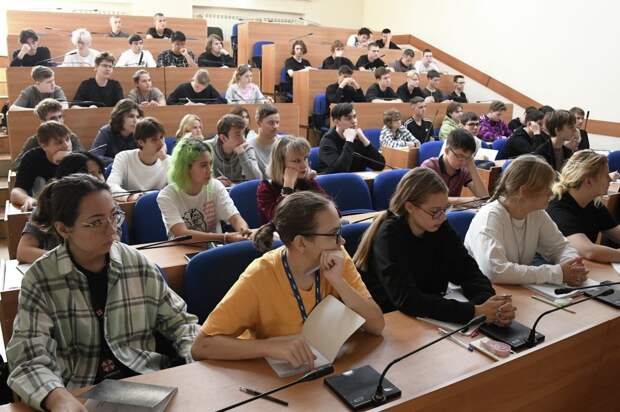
[479, 320, 545, 350]
[584, 285, 620, 309]
[324, 365, 401, 410]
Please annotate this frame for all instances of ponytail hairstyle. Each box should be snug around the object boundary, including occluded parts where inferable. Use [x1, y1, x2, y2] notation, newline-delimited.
[353, 168, 448, 270]
[553, 150, 608, 205]
[253, 191, 334, 253]
[490, 154, 556, 202]
[168, 137, 212, 192]
[32, 174, 110, 237]
[228, 64, 252, 87]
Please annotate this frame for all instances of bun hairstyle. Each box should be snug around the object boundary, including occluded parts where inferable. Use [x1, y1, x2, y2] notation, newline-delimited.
[253, 191, 334, 253]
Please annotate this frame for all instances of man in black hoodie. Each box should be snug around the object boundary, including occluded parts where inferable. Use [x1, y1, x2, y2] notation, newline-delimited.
[499, 109, 544, 159]
[325, 65, 366, 105]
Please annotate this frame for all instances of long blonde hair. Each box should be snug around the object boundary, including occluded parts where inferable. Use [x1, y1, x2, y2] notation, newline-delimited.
[175, 114, 202, 140]
[229, 64, 252, 87]
[553, 149, 608, 205]
[267, 136, 310, 186]
[490, 154, 555, 202]
[353, 168, 448, 270]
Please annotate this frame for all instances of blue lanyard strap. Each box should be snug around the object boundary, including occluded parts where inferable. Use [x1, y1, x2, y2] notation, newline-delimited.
[282, 250, 321, 322]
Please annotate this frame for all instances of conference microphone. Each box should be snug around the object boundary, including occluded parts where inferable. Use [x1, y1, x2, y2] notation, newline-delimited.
[36, 51, 76, 65]
[584, 110, 590, 130]
[297, 16, 321, 26]
[216, 364, 334, 411]
[352, 152, 392, 170]
[111, 189, 145, 199]
[66, 100, 106, 107]
[289, 32, 314, 42]
[136, 235, 193, 250]
[526, 288, 614, 348]
[554, 280, 620, 295]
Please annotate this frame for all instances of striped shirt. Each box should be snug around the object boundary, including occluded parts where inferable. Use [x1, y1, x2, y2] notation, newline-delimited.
[7, 241, 199, 409]
[379, 125, 420, 148]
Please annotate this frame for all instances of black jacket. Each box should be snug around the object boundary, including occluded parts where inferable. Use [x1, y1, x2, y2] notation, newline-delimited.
[317, 128, 385, 173]
[197, 51, 235, 67]
[499, 127, 540, 159]
[325, 83, 365, 105]
[534, 139, 573, 171]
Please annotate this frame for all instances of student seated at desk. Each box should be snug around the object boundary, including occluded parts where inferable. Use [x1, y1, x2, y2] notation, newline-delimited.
[396, 70, 425, 103]
[533, 109, 575, 171]
[422, 70, 445, 103]
[146, 12, 174, 39]
[465, 155, 588, 285]
[116, 34, 157, 68]
[11, 121, 73, 212]
[167, 68, 225, 105]
[403, 96, 434, 143]
[207, 114, 262, 186]
[414, 49, 440, 74]
[325, 65, 366, 106]
[107, 15, 129, 38]
[16, 151, 105, 263]
[439, 111, 483, 160]
[376, 28, 400, 50]
[365, 67, 401, 103]
[11, 66, 68, 110]
[197, 34, 234, 68]
[438, 102, 463, 140]
[320, 40, 355, 70]
[391, 49, 415, 72]
[448, 75, 468, 103]
[156, 31, 197, 68]
[247, 104, 280, 176]
[317, 103, 385, 173]
[12, 99, 85, 170]
[547, 150, 620, 263]
[380, 109, 420, 148]
[257, 136, 326, 224]
[107, 117, 170, 201]
[353, 168, 514, 325]
[347, 27, 373, 48]
[531, 106, 555, 149]
[73, 53, 124, 108]
[91, 99, 144, 165]
[225, 64, 270, 104]
[499, 108, 544, 159]
[355, 42, 387, 71]
[478, 100, 511, 143]
[570, 106, 590, 150]
[230, 106, 258, 140]
[175, 114, 204, 140]
[10, 29, 51, 67]
[421, 129, 489, 201]
[127, 69, 166, 106]
[191, 191, 384, 366]
[157, 137, 251, 243]
[284, 40, 313, 92]
[8, 175, 199, 412]
[61, 29, 100, 67]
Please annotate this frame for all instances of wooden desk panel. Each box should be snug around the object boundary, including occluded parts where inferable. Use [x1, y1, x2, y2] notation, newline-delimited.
[162, 67, 260, 98]
[7, 67, 166, 105]
[381, 146, 419, 169]
[261, 43, 406, 94]
[7, 103, 299, 160]
[7, 10, 207, 39]
[3, 261, 618, 411]
[294, 70, 455, 127]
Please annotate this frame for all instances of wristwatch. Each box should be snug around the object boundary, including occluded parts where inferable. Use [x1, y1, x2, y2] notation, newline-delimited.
[281, 187, 294, 196]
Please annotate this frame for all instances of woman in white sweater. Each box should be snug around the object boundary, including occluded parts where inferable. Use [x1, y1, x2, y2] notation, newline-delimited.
[107, 117, 170, 201]
[225, 65, 271, 104]
[61, 28, 100, 67]
[464, 154, 589, 285]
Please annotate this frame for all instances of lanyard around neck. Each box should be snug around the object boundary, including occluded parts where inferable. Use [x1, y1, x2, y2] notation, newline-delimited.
[282, 250, 321, 322]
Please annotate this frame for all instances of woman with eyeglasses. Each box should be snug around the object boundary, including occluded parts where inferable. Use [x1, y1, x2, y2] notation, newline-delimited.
[191, 191, 384, 367]
[225, 65, 272, 104]
[353, 167, 515, 325]
[7, 174, 199, 412]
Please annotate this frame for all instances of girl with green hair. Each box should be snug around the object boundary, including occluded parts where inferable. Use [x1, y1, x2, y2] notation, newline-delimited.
[156, 137, 251, 243]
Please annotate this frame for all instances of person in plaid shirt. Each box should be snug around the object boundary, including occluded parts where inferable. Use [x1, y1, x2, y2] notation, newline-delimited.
[156, 31, 196, 68]
[7, 174, 199, 411]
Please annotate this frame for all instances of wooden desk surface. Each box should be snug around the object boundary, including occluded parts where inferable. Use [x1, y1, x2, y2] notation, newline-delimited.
[7, 103, 299, 160]
[261, 43, 407, 94]
[2, 260, 618, 411]
[293, 70, 456, 128]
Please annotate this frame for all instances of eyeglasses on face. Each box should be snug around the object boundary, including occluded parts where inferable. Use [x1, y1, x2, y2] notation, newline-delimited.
[414, 204, 448, 220]
[449, 147, 474, 161]
[81, 208, 125, 231]
[302, 226, 343, 242]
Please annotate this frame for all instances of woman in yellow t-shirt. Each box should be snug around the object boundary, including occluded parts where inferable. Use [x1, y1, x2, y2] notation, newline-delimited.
[191, 191, 384, 368]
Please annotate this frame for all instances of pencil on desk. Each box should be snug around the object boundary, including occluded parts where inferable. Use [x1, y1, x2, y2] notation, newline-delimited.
[438, 328, 474, 352]
[531, 295, 577, 314]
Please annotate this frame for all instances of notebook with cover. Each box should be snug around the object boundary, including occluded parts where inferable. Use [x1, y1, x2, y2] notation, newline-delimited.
[81, 379, 177, 412]
[265, 295, 366, 378]
[526, 278, 598, 300]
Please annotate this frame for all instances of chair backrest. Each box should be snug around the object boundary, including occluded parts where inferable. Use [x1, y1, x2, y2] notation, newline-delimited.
[185, 240, 282, 322]
[229, 179, 262, 228]
[492, 138, 508, 157]
[104, 163, 113, 180]
[231, 23, 239, 38]
[165, 137, 177, 155]
[313, 93, 327, 116]
[447, 210, 476, 242]
[132, 191, 168, 244]
[608, 151, 620, 173]
[418, 140, 444, 165]
[372, 169, 409, 211]
[501, 159, 512, 172]
[252, 41, 273, 58]
[363, 128, 381, 150]
[341, 222, 371, 257]
[316, 173, 374, 214]
[207, 26, 223, 39]
[309, 147, 320, 170]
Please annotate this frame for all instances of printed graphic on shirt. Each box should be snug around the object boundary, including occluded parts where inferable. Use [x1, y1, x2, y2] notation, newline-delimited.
[182, 201, 216, 232]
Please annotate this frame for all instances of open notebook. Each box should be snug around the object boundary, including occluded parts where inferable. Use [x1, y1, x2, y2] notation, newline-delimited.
[526, 278, 599, 300]
[265, 295, 365, 378]
[81, 380, 177, 412]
